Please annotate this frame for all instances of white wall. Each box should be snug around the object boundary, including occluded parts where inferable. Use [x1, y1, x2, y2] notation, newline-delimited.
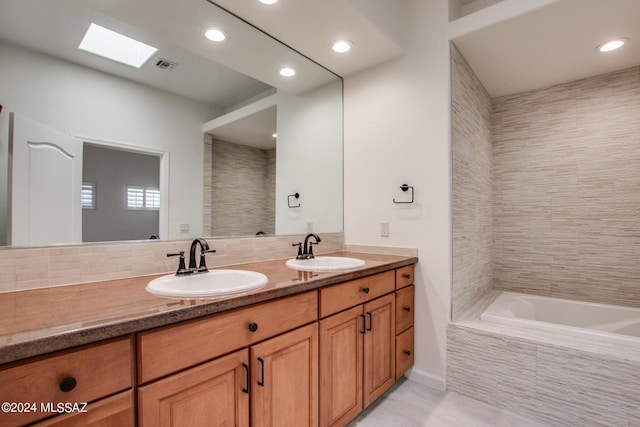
[276, 80, 343, 235]
[343, 0, 451, 387]
[0, 41, 219, 243]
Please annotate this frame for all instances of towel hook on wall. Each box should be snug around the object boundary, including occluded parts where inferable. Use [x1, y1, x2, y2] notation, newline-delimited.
[393, 184, 414, 204]
[288, 192, 301, 208]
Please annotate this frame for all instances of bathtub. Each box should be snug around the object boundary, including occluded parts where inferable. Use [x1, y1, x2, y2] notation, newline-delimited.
[481, 291, 640, 348]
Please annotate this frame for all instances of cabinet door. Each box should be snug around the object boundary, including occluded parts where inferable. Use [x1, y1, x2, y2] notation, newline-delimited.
[32, 391, 134, 427]
[251, 323, 318, 427]
[363, 294, 395, 407]
[138, 349, 249, 427]
[319, 305, 364, 427]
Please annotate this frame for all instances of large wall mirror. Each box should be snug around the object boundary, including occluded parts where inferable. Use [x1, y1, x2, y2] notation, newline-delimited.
[0, 0, 343, 247]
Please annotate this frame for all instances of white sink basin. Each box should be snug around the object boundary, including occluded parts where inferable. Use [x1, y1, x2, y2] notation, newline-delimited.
[285, 256, 365, 272]
[146, 270, 268, 299]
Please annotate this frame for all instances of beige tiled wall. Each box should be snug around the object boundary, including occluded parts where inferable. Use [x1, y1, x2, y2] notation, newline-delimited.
[493, 66, 640, 307]
[452, 41, 640, 310]
[451, 43, 493, 319]
[447, 323, 640, 425]
[205, 139, 276, 236]
[0, 232, 344, 293]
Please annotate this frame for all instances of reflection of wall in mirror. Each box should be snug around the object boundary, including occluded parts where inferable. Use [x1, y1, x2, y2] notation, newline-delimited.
[82, 145, 160, 242]
[276, 80, 344, 235]
[204, 138, 276, 236]
[0, 40, 219, 246]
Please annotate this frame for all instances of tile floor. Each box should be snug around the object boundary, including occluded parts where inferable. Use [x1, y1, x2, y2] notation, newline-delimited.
[348, 378, 548, 427]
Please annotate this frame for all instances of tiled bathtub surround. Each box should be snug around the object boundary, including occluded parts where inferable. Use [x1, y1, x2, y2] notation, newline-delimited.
[452, 41, 640, 312]
[451, 43, 493, 319]
[447, 322, 640, 426]
[0, 232, 344, 293]
[492, 66, 640, 307]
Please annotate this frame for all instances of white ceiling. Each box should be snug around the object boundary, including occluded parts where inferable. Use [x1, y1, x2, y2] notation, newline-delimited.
[451, 0, 640, 97]
[211, 0, 407, 77]
[3, 0, 637, 127]
[216, 0, 640, 97]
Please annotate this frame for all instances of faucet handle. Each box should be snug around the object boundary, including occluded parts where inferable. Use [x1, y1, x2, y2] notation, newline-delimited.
[292, 242, 303, 259]
[198, 248, 216, 272]
[167, 251, 190, 276]
[308, 241, 319, 259]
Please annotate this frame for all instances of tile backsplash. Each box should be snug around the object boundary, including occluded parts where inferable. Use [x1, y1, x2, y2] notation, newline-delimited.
[0, 233, 344, 293]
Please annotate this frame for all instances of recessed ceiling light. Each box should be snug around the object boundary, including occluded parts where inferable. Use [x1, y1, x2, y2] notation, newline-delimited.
[596, 38, 628, 53]
[279, 67, 296, 77]
[272, 133, 277, 138]
[204, 28, 227, 42]
[259, 0, 278, 4]
[331, 40, 352, 53]
[78, 23, 157, 68]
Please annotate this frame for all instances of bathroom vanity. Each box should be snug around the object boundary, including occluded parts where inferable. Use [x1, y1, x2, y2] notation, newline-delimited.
[0, 252, 416, 427]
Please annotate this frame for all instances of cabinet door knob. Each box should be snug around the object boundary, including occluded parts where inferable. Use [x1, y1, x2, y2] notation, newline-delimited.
[59, 376, 77, 393]
[362, 287, 370, 294]
[248, 323, 259, 332]
[403, 273, 411, 279]
[404, 350, 411, 356]
[404, 306, 411, 312]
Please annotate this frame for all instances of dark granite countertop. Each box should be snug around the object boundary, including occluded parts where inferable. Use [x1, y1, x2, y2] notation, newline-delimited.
[0, 252, 417, 364]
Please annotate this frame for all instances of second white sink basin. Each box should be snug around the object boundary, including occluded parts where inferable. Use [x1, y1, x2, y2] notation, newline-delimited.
[286, 256, 365, 272]
[146, 269, 268, 299]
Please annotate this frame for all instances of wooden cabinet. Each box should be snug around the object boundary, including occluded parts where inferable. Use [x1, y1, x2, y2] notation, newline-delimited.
[32, 391, 134, 427]
[395, 282, 415, 380]
[138, 350, 249, 427]
[395, 265, 414, 290]
[0, 337, 133, 427]
[362, 294, 395, 407]
[251, 323, 318, 427]
[319, 272, 396, 427]
[138, 291, 317, 384]
[138, 293, 319, 427]
[319, 306, 363, 427]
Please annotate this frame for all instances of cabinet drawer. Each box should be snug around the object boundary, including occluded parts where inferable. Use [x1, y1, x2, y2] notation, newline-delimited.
[395, 327, 414, 380]
[0, 337, 132, 427]
[137, 290, 317, 384]
[319, 271, 395, 318]
[395, 265, 415, 289]
[33, 390, 134, 427]
[395, 285, 414, 334]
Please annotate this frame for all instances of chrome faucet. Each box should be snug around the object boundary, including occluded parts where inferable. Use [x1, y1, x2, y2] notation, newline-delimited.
[302, 233, 321, 259]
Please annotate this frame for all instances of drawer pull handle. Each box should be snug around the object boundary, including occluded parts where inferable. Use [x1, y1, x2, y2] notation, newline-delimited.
[366, 312, 373, 331]
[257, 357, 265, 387]
[404, 350, 411, 356]
[360, 314, 366, 334]
[248, 323, 259, 332]
[403, 273, 411, 279]
[404, 306, 411, 312]
[59, 377, 77, 393]
[242, 363, 250, 394]
[362, 287, 370, 294]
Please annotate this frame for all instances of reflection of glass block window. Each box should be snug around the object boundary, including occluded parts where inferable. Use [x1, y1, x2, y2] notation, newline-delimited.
[127, 186, 160, 210]
[82, 182, 96, 209]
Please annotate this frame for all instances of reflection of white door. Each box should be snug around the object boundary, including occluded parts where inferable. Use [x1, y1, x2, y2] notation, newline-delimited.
[9, 113, 82, 246]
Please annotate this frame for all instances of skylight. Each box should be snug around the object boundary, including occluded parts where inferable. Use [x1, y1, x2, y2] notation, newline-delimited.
[78, 23, 158, 68]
